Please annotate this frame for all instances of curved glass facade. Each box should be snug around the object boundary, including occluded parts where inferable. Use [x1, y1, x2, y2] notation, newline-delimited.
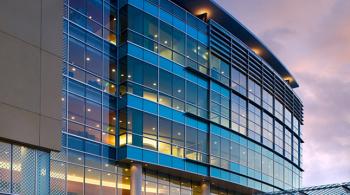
[53, 0, 303, 194]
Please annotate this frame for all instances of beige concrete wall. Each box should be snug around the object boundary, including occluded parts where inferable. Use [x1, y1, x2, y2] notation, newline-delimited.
[0, 0, 63, 151]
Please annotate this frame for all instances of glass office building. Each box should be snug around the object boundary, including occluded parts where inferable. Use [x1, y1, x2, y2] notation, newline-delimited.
[0, 0, 304, 194]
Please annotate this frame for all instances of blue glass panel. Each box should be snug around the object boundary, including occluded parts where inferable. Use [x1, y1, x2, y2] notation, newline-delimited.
[69, 79, 85, 96]
[102, 145, 116, 159]
[239, 176, 248, 186]
[211, 82, 220, 93]
[172, 157, 185, 170]
[187, 25, 197, 39]
[144, 50, 158, 66]
[173, 17, 186, 32]
[172, 63, 185, 77]
[68, 135, 84, 151]
[159, 154, 172, 166]
[85, 140, 101, 155]
[230, 162, 240, 173]
[221, 87, 230, 98]
[239, 165, 248, 175]
[172, 110, 184, 123]
[143, 100, 157, 114]
[143, 150, 158, 163]
[159, 9, 172, 24]
[128, 43, 143, 59]
[221, 170, 230, 181]
[248, 141, 255, 150]
[127, 146, 142, 160]
[127, 95, 143, 109]
[198, 32, 208, 45]
[239, 137, 248, 146]
[230, 173, 240, 184]
[144, 1, 158, 17]
[86, 32, 103, 50]
[211, 167, 220, 178]
[185, 161, 197, 173]
[185, 117, 197, 128]
[211, 125, 220, 135]
[185, 72, 197, 83]
[198, 121, 207, 132]
[231, 133, 240, 143]
[159, 57, 172, 71]
[197, 77, 208, 89]
[128, 0, 143, 9]
[159, 105, 172, 119]
[221, 129, 230, 139]
[197, 165, 208, 176]
[247, 168, 254, 178]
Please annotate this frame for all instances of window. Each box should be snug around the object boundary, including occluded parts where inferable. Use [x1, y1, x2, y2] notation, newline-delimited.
[248, 79, 261, 105]
[67, 164, 84, 195]
[144, 13, 158, 40]
[275, 99, 283, 121]
[248, 103, 261, 142]
[85, 168, 101, 195]
[68, 94, 85, 124]
[211, 54, 229, 86]
[185, 126, 208, 163]
[160, 21, 172, 48]
[69, 38, 85, 68]
[173, 28, 185, 54]
[210, 82, 230, 128]
[274, 121, 284, 155]
[143, 113, 157, 150]
[231, 68, 247, 95]
[186, 36, 197, 61]
[127, 6, 143, 33]
[285, 108, 292, 129]
[262, 113, 273, 149]
[262, 89, 273, 113]
[285, 130, 292, 160]
[86, 46, 103, 76]
[231, 93, 247, 135]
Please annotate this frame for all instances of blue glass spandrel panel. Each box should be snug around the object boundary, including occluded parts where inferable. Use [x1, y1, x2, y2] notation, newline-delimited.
[128, 0, 143, 9]
[128, 43, 143, 59]
[210, 167, 220, 178]
[210, 125, 220, 136]
[144, 1, 158, 17]
[221, 169, 230, 181]
[127, 95, 143, 109]
[172, 157, 185, 170]
[143, 150, 158, 163]
[230, 173, 240, 184]
[172, 110, 184, 124]
[127, 146, 142, 160]
[159, 105, 172, 119]
[172, 63, 185, 77]
[68, 135, 84, 151]
[173, 17, 186, 32]
[159, 9, 172, 24]
[159, 154, 172, 166]
[185, 161, 197, 173]
[197, 165, 208, 176]
[144, 50, 158, 66]
[143, 99, 157, 114]
[198, 121, 208, 132]
[85, 140, 101, 155]
[230, 162, 240, 173]
[159, 57, 172, 71]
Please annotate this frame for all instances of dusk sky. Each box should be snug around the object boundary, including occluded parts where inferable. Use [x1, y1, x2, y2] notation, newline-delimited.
[216, 0, 350, 187]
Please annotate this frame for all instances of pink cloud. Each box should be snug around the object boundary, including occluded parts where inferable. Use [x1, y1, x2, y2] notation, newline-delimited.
[216, 0, 350, 187]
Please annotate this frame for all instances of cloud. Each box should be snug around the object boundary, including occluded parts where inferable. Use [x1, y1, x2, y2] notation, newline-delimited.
[216, 0, 350, 187]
